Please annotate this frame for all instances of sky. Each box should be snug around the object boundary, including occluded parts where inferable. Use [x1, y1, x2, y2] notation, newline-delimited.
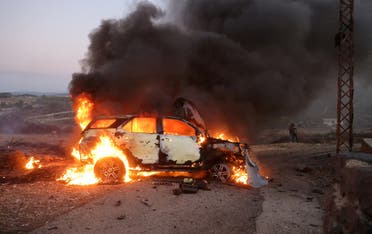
[0, 0, 165, 93]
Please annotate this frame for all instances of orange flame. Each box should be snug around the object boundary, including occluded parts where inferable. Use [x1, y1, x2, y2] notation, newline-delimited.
[58, 134, 131, 185]
[214, 132, 240, 142]
[71, 147, 81, 161]
[231, 166, 248, 185]
[197, 135, 206, 145]
[74, 93, 94, 130]
[25, 157, 42, 170]
[213, 132, 248, 184]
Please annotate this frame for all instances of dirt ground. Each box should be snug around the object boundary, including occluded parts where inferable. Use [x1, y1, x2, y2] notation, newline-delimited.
[253, 143, 335, 234]
[0, 131, 339, 234]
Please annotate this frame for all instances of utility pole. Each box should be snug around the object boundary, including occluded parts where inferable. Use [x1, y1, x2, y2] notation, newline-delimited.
[336, 0, 354, 153]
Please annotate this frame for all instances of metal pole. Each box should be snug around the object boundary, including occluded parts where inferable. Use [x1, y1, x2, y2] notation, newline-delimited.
[336, 0, 354, 153]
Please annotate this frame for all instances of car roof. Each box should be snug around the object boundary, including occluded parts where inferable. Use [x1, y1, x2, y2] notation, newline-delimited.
[92, 114, 190, 121]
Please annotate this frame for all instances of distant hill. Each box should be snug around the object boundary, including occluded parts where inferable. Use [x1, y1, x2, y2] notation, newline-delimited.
[0, 70, 70, 93]
[11, 91, 69, 97]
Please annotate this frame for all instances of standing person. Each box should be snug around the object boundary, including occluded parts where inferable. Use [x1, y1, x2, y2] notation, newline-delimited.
[288, 123, 298, 142]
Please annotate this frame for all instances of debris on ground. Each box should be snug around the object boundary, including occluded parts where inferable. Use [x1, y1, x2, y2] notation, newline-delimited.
[172, 188, 182, 196]
[140, 199, 151, 207]
[196, 179, 210, 190]
[177, 178, 210, 195]
[295, 164, 313, 173]
[116, 215, 126, 220]
[179, 177, 199, 194]
[152, 181, 174, 186]
[114, 200, 121, 207]
[179, 183, 199, 193]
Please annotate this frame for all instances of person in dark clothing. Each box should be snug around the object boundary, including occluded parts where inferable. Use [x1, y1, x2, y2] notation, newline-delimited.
[288, 123, 298, 142]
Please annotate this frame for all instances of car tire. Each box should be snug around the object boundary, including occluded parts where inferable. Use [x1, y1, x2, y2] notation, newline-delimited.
[94, 157, 126, 184]
[210, 163, 232, 183]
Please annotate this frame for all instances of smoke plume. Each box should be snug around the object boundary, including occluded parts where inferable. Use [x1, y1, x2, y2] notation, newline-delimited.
[70, 0, 372, 139]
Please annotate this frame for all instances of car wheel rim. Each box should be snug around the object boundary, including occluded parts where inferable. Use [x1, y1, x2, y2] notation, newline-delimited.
[100, 161, 120, 182]
[211, 163, 230, 183]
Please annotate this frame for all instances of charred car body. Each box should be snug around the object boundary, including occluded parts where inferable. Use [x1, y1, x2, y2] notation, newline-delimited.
[77, 114, 267, 187]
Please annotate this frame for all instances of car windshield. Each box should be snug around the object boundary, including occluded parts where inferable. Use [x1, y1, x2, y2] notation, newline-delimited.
[90, 119, 117, 129]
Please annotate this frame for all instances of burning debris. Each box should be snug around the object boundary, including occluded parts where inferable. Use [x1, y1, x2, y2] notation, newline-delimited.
[172, 178, 210, 195]
[1, 150, 43, 173]
[25, 157, 42, 170]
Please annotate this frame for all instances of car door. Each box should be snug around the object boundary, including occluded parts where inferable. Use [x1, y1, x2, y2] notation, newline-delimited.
[159, 118, 201, 164]
[115, 117, 159, 164]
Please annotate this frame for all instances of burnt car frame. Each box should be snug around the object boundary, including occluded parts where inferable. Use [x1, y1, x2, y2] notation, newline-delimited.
[78, 115, 256, 184]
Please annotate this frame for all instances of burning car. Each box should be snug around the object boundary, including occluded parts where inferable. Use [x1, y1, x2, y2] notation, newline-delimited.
[75, 114, 267, 187]
[58, 94, 267, 187]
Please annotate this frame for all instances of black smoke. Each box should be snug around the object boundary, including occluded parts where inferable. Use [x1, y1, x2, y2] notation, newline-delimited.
[70, 0, 372, 139]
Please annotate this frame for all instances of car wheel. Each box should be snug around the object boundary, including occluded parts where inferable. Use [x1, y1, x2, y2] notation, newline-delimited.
[94, 157, 125, 184]
[211, 163, 231, 183]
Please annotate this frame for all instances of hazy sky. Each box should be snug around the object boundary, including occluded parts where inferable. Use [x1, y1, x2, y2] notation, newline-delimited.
[0, 0, 165, 92]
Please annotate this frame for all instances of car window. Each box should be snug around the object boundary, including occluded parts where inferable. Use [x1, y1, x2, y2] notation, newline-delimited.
[90, 119, 117, 128]
[163, 118, 196, 136]
[122, 117, 156, 134]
